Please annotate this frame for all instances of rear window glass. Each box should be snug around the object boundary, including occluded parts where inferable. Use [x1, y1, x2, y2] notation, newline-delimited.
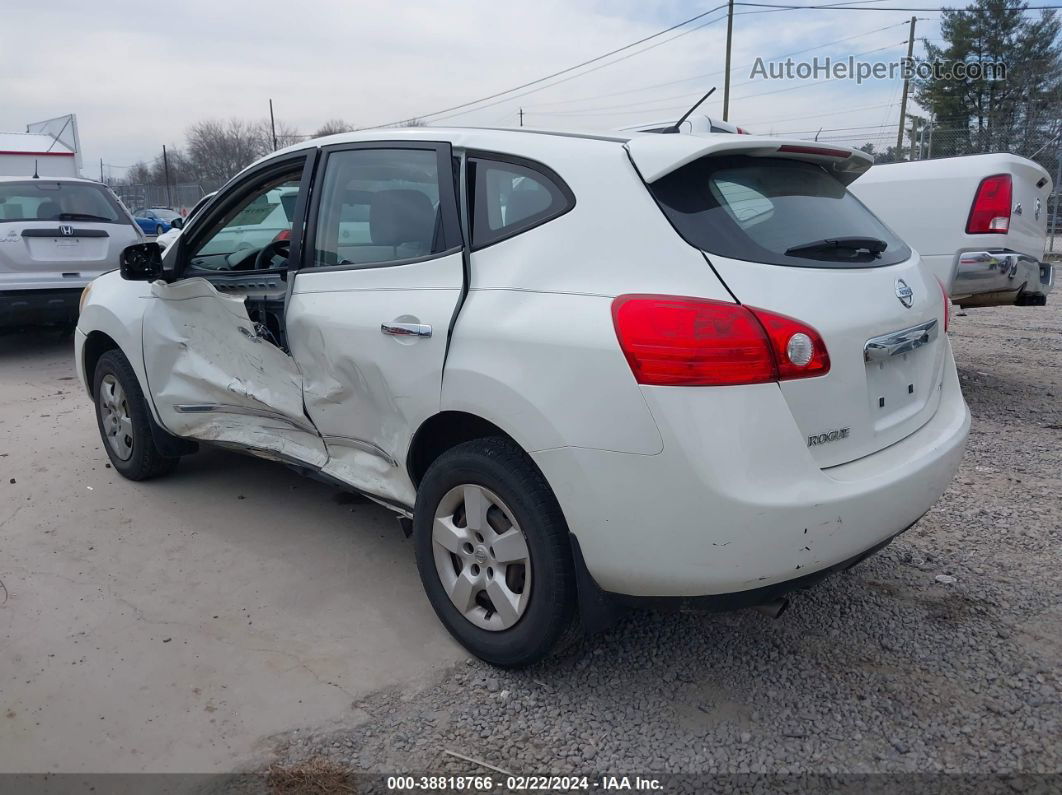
[0, 181, 126, 224]
[650, 155, 910, 268]
[469, 157, 573, 249]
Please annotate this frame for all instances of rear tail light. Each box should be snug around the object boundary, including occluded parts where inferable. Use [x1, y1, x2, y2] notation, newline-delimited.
[273, 228, 292, 242]
[611, 295, 830, 386]
[966, 174, 1011, 234]
[937, 278, 951, 332]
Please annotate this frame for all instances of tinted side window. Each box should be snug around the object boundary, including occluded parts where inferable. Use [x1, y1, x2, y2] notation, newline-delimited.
[469, 157, 573, 249]
[313, 148, 446, 268]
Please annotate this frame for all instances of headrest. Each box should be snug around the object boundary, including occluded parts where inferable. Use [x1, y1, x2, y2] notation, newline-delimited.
[36, 201, 62, 220]
[369, 189, 435, 247]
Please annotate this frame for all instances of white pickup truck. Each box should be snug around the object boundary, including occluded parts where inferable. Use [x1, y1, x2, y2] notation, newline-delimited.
[850, 154, 1054, 307]
[626, 115, 1054, 308]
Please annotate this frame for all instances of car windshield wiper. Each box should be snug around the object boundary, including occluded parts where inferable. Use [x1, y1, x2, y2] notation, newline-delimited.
[58, 212, 113, 222]
[785, 236, 887, 258]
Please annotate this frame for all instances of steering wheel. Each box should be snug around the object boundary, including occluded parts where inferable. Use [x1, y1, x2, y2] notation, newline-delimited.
[254, 238, 290, 271]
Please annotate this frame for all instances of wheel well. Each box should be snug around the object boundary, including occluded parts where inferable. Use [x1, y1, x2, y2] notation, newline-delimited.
[407, 411, 519, 487]
[83, 331, 119, 398]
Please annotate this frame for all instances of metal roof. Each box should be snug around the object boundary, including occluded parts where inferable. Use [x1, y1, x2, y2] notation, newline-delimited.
[0, 131, 75, 156]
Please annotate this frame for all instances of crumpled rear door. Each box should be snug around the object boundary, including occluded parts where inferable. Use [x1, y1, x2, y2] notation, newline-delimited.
[142, 277, 328, 467]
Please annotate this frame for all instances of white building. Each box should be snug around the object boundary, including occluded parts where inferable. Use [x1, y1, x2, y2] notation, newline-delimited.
[0, 114, 82, 179]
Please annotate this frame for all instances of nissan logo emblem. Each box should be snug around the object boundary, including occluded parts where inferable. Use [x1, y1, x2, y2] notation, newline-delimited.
[895, 279, 914, 308]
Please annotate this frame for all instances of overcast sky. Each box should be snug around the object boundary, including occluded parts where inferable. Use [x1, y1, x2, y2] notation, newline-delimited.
[2, 0, 951, 179]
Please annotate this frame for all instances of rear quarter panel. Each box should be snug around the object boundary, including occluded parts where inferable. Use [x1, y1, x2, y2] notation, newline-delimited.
[443, 138, 734, 454]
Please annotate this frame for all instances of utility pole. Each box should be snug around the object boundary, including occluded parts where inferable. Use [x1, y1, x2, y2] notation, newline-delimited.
[722, 0, 735, 121]
[896, 16, 917, 153]
[162, 145, 173, 208]
[100, 157, 104, 183]
[519, 108, 524, 127]
[269, 99, 278, 150]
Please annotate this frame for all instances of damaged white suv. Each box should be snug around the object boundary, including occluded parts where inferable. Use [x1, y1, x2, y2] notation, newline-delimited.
[76, 128, 969, 666]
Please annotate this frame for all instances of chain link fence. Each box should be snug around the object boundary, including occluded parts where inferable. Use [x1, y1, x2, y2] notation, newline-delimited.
[109, 183, 208, 216]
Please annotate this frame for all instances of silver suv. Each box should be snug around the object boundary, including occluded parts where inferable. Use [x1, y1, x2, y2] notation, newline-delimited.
[0, 176, 142, 328]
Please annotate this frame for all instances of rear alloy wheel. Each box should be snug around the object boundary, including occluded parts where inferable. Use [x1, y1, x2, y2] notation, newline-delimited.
[432, 484, 532, 631]
[414, 438, 576, 667]
[92, 349, 178, 480]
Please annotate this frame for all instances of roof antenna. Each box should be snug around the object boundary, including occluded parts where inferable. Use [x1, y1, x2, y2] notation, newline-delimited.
[32, 160, 39, 179]
[666, 87, 717, 134]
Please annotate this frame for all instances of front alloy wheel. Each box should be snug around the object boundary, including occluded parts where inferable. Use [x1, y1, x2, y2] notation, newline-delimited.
[98, 373, 134, 461]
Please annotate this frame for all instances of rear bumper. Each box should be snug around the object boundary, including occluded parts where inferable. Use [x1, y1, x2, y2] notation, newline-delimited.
[952, 249, 1051, 306]
[534, 341, 969, 598]
[0, 288, 81, 328]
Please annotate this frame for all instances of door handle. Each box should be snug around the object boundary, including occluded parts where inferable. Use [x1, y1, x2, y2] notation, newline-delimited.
[381, 322, 432, 338]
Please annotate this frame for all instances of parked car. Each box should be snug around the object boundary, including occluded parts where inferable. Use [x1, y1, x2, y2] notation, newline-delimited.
[0, 176, 142, 328]
[156, 192, 215, 250]
[75, 128, 969, 666]
[132, 207, 182, 236]
[849, 155, 1054, 307]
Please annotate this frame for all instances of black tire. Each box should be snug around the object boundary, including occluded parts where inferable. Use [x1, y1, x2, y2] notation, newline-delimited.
[155, 225, 164, 236]
[413, 437, 576, 668]
[92, 349, 178, 480]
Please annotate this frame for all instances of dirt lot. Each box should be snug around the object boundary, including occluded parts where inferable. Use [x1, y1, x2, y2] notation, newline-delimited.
[1, 300, 1060, 777]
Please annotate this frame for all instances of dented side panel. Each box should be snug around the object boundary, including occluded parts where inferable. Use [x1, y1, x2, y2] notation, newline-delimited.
[286, 253, 466, 508]
[142, 278, 328, 467]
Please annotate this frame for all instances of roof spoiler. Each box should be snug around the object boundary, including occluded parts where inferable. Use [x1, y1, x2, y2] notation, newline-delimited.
[624, 134, 874, 185]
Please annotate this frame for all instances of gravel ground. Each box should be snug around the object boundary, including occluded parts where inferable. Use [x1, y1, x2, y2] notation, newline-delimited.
[263, 301, 1061, 781]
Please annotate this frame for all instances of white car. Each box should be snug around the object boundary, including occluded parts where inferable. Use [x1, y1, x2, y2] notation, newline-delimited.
[75, 128, 969, 666]
[0, 176, 142, 328]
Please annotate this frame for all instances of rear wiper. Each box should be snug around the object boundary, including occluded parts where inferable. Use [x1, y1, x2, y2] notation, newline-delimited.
[58, 213, 112, 222]
[785, 236, 887, 258]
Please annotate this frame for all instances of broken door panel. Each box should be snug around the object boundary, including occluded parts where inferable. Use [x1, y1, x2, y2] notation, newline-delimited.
[142, 278, 328, 467]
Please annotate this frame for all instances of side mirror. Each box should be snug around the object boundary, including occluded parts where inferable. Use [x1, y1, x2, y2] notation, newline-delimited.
[170, 216, 184, 230]
[120, 242, 163, 281]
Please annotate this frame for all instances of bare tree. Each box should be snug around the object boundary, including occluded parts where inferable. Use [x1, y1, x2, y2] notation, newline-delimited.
[257, 118, 304, 150]
[186, 118, 269, 187]
[126, 161, 152, 185]
[314, 118, 355, 137]
[400, 118, 427, 128]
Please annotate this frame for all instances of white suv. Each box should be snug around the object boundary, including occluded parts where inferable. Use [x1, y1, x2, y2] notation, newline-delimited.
[76, 128, 969, 666]
[0, 177, 142, 328]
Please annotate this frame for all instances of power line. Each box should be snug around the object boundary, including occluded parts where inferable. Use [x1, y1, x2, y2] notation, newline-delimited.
[524, 19, 909, 110]
[736, 1, 1062, 8]
[360, 3, 732, 128]
[365, 0, 910, 127]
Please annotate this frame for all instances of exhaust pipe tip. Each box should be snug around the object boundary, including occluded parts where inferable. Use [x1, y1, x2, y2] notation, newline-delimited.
[752, 597, 790, 619]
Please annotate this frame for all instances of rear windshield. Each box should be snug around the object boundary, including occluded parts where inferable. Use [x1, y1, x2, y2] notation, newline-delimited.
[0, 181, 127, 225]
[649, 155, 911, 268]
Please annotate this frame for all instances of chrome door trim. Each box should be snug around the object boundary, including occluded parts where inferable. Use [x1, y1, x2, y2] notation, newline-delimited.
[864, 318, 939, 362]
[320, 435, 400, 468]
[173, 403, 319, 434]
[381, 322, 432, 338]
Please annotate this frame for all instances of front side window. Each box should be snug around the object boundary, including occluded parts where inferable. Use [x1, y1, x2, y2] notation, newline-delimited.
[650, 155, 910, 268]
[469, 157, 573, 248]
[313, 148, 447, 268]
[186, 166, 303, 272]
[0, 181, 126, 224]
